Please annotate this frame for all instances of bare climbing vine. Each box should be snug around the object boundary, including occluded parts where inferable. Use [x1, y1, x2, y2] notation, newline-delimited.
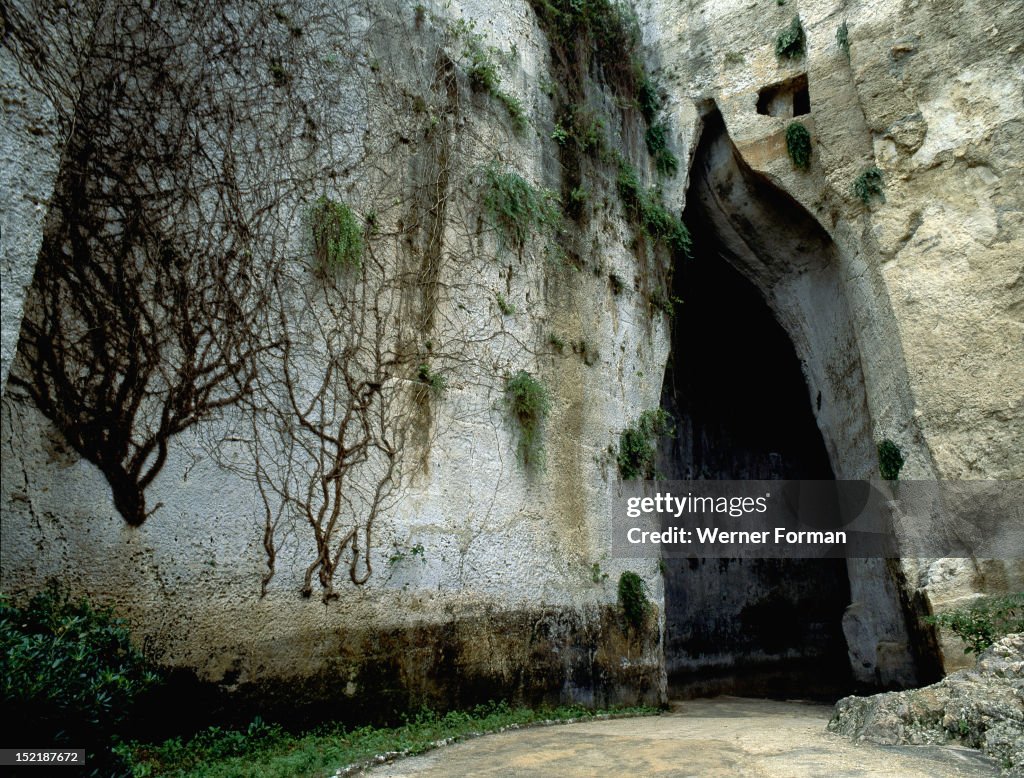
[5, 0, 548, 598]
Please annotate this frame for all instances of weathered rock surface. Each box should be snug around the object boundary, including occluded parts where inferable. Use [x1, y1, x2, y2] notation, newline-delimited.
[1, 0, 1022, 714]
[829, 633, 1024, 774]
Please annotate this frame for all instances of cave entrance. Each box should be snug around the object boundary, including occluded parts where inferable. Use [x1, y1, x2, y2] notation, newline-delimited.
[659, 110, 920, 699]
[658, 228, 853, 699]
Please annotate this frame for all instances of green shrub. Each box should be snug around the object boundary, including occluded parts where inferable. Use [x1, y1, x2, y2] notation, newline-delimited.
[482, 164, 561, 249]
[618, 408, 673, 480]
[527, 0, 648, 110]
[645, 123, 679, 177]
[854, 166, 885, 204]
[925, 594, 1024, 654]
[0, 586, 160, 772]
[505, 370, 550, 470]
[775, 15, 806, 59]
[785, 122, 812, 169]
[649, 290, 682, 317]
[311, 196, 363, 271]
[877, 438, 904, 480]
[618, 571, 651, 630]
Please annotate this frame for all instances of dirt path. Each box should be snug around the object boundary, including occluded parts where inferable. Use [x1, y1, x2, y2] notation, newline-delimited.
[364, 697, 999, 777]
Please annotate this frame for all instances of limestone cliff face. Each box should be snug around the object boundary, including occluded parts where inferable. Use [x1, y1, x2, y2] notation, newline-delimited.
[0, 0, 1021, 714]
[639, 0, 1023, 668]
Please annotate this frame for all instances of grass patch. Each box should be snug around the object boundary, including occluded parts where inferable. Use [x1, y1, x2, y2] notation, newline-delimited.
[123, 702, 661, 777]
[310, 196, 363, 271]
[925, 593, 1024, 655]
[785, 122, 812, 169]
[506, 370, 550, 471]
[617, 408, 673, 480]
[482, 164, 561, 250]
[775, 15, 806, 59]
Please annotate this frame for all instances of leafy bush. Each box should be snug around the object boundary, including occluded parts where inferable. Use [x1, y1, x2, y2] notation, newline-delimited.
[310, 196, 363, 271]
[618, 571, 651, 630]
[785, 122, 812, 169]
[637, 74, 660, 123]
[482, 164, 561, 249]
[925, 594, 1024, 654]
[0, 586, 160, 772]
[618, 408, 673, 480]
[775, 15, 806, 59]
[854, 166, 885, 204]
[877, 438, 904, 481]
[505, 370, 551, 471]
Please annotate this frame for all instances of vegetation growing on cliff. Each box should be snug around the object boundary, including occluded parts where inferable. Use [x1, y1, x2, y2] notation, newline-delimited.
[925, 594, 1024, 655]
[506, 370, 551, 471]
[482, 164, 561, 250]
[310, 196, 363, 271]
[785, 122, 812, 169]
[617, 408, 673, 480]
[455, 20, 528, 133]
[836, 21, 850, 55]
[876, 438, 904, 480]
[644, 122, 679, 177]
[618, 571, 652, 630]
[775, 15, 806, 59]
[616, 163, 691, 256]
[854, 166, 886, 204]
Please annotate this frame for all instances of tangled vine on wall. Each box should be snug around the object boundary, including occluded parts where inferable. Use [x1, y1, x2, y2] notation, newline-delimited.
[5, 0, 538, 599]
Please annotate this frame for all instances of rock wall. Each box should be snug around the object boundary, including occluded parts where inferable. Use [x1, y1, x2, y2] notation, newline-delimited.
[1, 0, 1022, 715]
[0, 0, 670, 715]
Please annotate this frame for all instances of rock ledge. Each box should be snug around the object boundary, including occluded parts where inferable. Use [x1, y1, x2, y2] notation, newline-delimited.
[829, 634, 1024, 775]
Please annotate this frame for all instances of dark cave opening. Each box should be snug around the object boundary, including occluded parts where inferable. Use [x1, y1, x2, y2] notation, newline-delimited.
[658, 115, 854, 700]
